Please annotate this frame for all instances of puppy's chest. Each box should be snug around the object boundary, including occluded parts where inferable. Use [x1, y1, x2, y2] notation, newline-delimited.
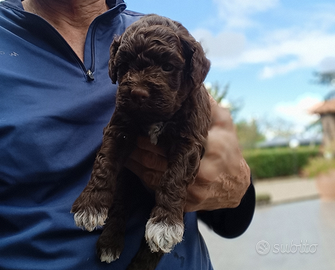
[147, 122, 166, 145]
[146, 120, 181, 143]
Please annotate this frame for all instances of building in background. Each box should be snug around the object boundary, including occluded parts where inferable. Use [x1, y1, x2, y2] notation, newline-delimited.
[310, 98, 335, 158]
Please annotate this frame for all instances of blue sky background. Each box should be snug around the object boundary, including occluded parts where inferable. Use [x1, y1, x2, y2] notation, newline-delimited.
[125, 0, 335, 135]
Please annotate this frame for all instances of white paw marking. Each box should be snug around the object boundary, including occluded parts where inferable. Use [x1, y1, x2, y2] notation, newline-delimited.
[100, 249, 120, 263]
[145, 219, 184, 253]
[73, 208, 108, 232]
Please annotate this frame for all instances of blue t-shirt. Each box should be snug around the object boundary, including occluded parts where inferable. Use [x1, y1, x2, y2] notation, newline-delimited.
[0, 0, 255, 269]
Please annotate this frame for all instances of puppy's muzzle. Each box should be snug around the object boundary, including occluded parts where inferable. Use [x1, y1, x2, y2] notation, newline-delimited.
[131, 88, 149, 105]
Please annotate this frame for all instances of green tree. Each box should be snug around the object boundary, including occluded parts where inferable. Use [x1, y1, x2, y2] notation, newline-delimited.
[236, 119, 265, 150]
[206, 82, 265, 149]
[205, 82, 242, 120]
[313, 72, 335, 100]
[313, 71, 335, 86]
[206, 81, 229, 103]
[262, 117, 296, 139]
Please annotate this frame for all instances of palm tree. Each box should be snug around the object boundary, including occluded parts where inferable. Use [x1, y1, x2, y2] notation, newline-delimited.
[314, 71, 335, 100]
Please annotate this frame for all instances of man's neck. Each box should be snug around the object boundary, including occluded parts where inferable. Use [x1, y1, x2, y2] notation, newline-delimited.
[22, 0, 109, 29]
[22, 0, 109, 62]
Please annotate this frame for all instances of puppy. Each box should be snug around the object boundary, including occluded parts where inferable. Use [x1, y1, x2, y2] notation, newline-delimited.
[71, 14, 211, 269]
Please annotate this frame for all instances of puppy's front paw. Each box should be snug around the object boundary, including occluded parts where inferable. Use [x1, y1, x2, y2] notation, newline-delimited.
[71, 190, 112, 231]
[72, 207, 108, 232]
[145, 218, 184, 253]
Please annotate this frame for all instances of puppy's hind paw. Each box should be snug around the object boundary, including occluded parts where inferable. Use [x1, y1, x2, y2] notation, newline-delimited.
[99, 248, 121, 263]
[72, 208, 108, 232]
[145, 219, 184, 253]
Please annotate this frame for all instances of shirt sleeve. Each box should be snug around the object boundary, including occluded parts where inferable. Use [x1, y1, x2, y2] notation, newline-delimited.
[197, 178, 255, 238]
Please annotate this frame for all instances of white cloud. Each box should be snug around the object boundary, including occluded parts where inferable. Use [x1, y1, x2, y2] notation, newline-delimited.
[261, 61, 300, 79]
[213, 0, 279, 29]
[192, 0, 335, 78]
[195, 28, 335, 74]
[192, 29, 246, 68]
[255, 31, 335, 78]
[318, 57, 335, 73]
[273, 94, 322, 132]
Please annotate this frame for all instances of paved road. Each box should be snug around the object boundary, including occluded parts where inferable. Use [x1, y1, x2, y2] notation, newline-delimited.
[198, 178, 335, 270]
[254, 177, 319, 204]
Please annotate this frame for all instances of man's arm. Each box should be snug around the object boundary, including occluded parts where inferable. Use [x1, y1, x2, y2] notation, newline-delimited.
[197, 180, 255, 238]
[125, 95, 255, 236]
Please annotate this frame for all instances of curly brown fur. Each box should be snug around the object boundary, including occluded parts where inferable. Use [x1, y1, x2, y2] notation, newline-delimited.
[71, 14, 211, 269]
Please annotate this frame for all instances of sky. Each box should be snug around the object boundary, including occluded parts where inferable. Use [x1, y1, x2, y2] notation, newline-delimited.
[125, 0, 335, 135]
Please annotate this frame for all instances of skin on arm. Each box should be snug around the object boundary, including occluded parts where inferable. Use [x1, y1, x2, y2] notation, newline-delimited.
[125, 96, 251, 212]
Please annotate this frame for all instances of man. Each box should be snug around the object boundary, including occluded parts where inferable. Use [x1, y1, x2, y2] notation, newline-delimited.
[0, 0, 255, 269]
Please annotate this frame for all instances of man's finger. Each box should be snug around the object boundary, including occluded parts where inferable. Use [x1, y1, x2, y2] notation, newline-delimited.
[124, 158, 161, 190]
[136, 137, 167, 157]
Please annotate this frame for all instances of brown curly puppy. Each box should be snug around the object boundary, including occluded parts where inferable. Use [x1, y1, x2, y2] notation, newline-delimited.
[71, 14, 211, 269]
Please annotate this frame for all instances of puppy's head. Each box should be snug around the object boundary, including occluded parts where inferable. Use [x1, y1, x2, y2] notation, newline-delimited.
[109, 14, 210, 122]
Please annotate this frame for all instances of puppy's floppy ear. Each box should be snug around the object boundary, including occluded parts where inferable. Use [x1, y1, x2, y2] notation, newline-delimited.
[108, 36, 121, 84]
[181, 36, 211, 87]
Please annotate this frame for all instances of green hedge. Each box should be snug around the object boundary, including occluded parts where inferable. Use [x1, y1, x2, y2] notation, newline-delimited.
[243, 147, 319, 179]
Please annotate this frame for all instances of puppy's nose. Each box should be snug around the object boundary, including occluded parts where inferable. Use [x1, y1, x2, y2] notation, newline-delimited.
[130, 88, 149, 104]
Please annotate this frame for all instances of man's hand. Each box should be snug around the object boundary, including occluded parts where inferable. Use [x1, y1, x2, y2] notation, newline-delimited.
[124, 136, 168, 191]
[124, 95, 250, 212]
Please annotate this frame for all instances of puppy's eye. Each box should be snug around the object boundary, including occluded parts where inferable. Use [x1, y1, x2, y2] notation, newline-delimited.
[162, 63, 174, 72]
